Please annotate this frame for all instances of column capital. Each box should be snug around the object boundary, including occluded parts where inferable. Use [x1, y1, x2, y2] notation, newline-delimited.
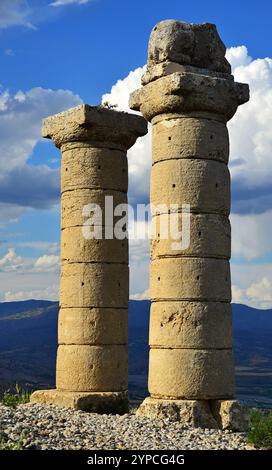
[129, 20, 249, 122]
[130, 72, 249, 123]
[42, 104, 147, 149]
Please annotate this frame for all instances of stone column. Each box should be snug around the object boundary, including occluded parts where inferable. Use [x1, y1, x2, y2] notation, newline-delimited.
[130, 21, 250, 429]
[31, 104, 147, 412]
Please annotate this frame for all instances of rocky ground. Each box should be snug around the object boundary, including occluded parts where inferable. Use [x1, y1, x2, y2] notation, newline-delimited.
[0, 403, 252, 450]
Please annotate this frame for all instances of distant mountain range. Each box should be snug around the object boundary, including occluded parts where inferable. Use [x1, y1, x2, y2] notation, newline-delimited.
[0, 300, 271, 408]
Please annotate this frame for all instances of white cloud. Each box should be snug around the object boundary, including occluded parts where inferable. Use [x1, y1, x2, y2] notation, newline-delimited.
[0, 0, 35, 30]
[0, 85, 81, 214]
[50, 0, 91, 6]
[231, 210, 272, 260]
[0, 248, 24, 272]
[227, 46, 272, 214]
[231, 263, 272, 308]
[4, 284, 59, 302]
[232, 276, 272, 309]
[34, 254, 60, 272]
[0, 247, 60, 301]
[0, 248, 60, 274]
[130, 289, 150, 300]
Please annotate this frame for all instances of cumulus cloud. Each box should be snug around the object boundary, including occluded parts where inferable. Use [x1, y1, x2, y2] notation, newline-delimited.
[231, 210, 272, 261]
[232, 277, 272, 309]
[50, 0, 91, 6]
[227, 46, 272, 214]
[0, 247, 60, 301]
[4, 284, 59, 302]
[34, 254, 60, 272]
[0, 86, 81, 213]
[0, 248, 24, 272]
[0, 248, 60, 274]
[130, 289, 150, 300]
[0, 0, 35, 30]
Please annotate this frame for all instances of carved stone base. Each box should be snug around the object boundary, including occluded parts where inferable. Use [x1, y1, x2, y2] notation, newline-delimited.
[136, 397, 250, 431]
[30, 389, 128, 414]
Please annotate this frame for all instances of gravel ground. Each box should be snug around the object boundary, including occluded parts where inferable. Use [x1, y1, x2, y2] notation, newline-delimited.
[0, 403, 250, 450]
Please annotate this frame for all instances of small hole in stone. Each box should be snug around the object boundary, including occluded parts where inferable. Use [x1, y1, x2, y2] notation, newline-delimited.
[210, 135, 213, 140]
[196, 275, 200, 280]
[168, 136, 171, 141]
[172, 183, 176, 188]
[90, 364, 94, 370]
[158, 233, 160, 238]
[198, 231, 202, 237]
[65, 168, 68, 171]
[158, 277, 160, 281]
[118, 282, 121, 287]
[81, 282, 84, 286]
[96, 241, 100, 245]
[122, 242, 124, 247]
[215, 183, 219, 188]
[98, 165, 101, 170]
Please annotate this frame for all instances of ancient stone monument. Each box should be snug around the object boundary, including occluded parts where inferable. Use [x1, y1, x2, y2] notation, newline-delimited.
[31, 104, 147, 412]
[130, 20, 250, 429]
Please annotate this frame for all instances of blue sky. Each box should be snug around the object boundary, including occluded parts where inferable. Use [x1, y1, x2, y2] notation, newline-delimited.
[1, 0, 272, 306]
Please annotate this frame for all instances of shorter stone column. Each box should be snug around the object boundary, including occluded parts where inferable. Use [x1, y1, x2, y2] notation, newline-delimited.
[31, 104, 147, 412]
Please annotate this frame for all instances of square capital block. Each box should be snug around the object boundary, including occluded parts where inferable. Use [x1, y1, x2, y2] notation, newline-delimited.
[130, 72, 249, 122]
[42, 104, 147, 149]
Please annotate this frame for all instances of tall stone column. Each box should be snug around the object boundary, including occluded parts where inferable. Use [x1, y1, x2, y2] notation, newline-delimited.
[31, 104, 147, 412]
[130, 21, 250, 429]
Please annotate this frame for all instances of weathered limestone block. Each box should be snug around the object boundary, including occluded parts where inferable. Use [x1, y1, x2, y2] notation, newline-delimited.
[58, 308, 127, 345]
[142, 62, 231, 87]
[151, 213, 231, 259]
[136, 397, 250, 431]
[30, 390, 128, 414]
[61, 189, 127, 229]
[149, 301, 232, 348]
[61, 226, 128, 263]
[42, 104, 147, 149]
[136, 397, 219, 429]
[130, 72, 249, 122]
[151, 159, 230, 215]
[150, 257, 231, 301]
[61, 144, 128, 193]
[56, 345, 128, 392]
[211, 400, 250, 432]
[148, 348, 235, 399]
[146, 20, 230, 74]
[152, 117, 229, 164]
[60, 262, 129, 308]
